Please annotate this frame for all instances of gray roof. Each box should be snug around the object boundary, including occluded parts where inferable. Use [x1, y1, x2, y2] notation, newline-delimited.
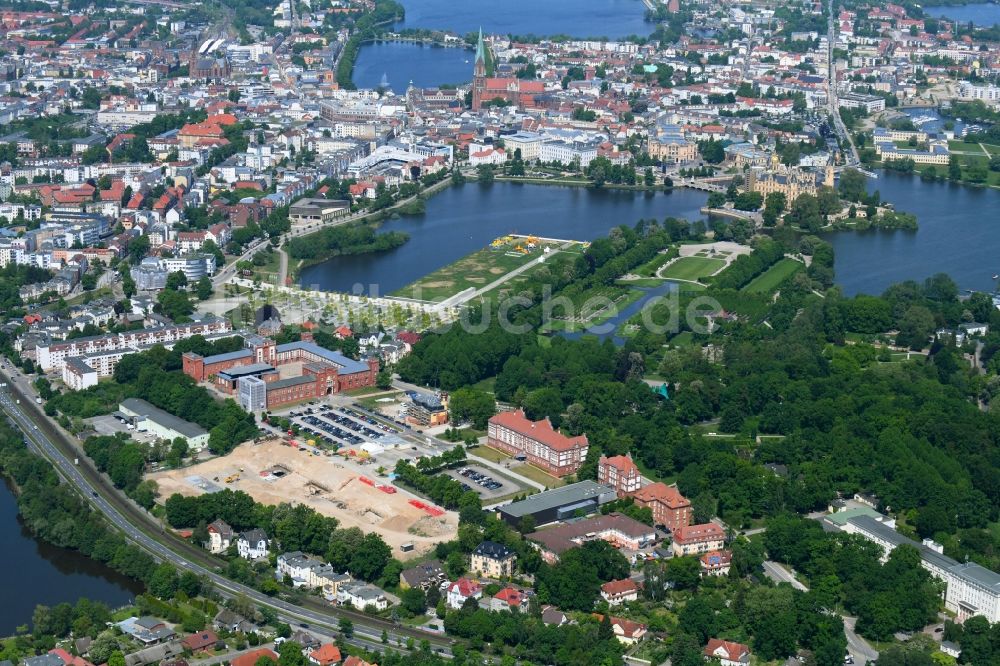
[847, 515, 1000, 591]
[120, 398, 208, 439]
[266, 375, 314, 391]
[199, 348, 253, 364]
[275, 341, 370, 374]
[218, 362, 275, 378]
[499, 480, 616, 519]
[23, 656, 63, 666]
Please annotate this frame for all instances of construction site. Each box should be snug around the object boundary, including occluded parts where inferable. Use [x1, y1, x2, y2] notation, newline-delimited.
[148, 438, 458, 557]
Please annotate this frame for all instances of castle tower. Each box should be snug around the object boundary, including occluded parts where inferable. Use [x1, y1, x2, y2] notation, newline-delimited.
[824, 165, 835, 188]
[472, 27, 487, 111]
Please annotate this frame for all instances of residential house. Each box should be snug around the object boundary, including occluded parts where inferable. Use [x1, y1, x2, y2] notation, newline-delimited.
[592, 615, 647, 645]
[236, 529, 269, 560]
[213, 609, 256, 634]
[181, 631, 219, 653]
[480, 586, 530, 613]
[117, 617, 176, 645]
[230, 649, 278, 666]
[700, 550, 732, 577]
[671, 523, 726, 557]
[307, 644, 341, 666]
[471, 541, 517, 578]
[207, 519, 234, 554]
[447, 578, 483, 610]
[704, 639, 751, 666]
[123, 641, 184, 666]
[336, 581, 389, 611]
[342, 658, 376, 666]
[541, 606, 569, 626]
[399, 560, 447, 591]
[600, 579, 640, 606]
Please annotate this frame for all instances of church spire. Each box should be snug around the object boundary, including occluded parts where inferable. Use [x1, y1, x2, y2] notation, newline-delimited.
[475, 27, 486, 65]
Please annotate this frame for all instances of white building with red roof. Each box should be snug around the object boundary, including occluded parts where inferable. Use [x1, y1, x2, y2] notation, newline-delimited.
[704, 638, 750, 666]
[446, 578, 483, 610]
[600, 578, 640, 606]
[671, 522, 726, 556]
[487, 409, 588, 477]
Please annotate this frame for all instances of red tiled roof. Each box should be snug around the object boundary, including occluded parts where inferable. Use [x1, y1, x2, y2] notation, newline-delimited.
[600, 454, 638, 474]
[672, 522, 725, 544]
[231, 649, 277, 666]
[601, 579, 639, 596]
[308, 644, 342, 665]
[632, 482, 689, 509]
[449, 578, 482, 597]
[489, 409, 587, 452]
[704, 638, 749, 662]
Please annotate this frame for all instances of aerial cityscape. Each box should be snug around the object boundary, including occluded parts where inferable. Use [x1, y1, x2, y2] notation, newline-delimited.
[0, 0, 999, 664]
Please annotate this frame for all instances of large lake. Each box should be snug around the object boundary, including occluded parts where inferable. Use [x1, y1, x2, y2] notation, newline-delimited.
[923, 3, 1000, 27]
[299, 182, 710, 294]
[394, 0, 653, 38]
[301, 176, 1000, 298]
[353, 41, 472, 93]
[0, 479, 142, 636]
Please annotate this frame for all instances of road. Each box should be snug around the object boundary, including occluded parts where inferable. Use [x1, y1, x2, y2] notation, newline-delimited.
[827, 0, 860, 166]
[762, 560, 878, 664]
[0, 368, 453, 658]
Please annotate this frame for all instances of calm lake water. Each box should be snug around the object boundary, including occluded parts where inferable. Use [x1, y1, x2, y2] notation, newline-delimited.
[395, 0, 652, 38]
[353, 41, 473, 93]
[829, 170, 1000, 296]
[299, 182, 710, 294]
[301, 175, 999, 299]
[0, 478, 142, 636]
[923, 3, 1000, 27]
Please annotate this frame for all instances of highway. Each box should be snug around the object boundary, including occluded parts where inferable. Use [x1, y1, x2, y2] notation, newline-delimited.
[0, 367, 452, 657]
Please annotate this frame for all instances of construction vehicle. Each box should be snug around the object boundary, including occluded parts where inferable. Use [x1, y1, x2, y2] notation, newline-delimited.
[224, 473, 240, 483]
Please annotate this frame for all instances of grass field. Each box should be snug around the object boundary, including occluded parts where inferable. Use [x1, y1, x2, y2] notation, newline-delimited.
[741, 258, 803, 293]
[510, 463, 565, 489]
[468, 445, 511, 464]
[660, 256, 726, 281]
[392, 243, 556, 302]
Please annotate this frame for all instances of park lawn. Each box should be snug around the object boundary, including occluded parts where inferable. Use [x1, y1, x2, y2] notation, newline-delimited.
[468, 445, 511, 464]
[511, 463, 566, 489]
[947, 139, 987, 154]
[356, 392, 402, 410]
[392, 245, 549, 302]
[617, 277, 664, 287]
[634, 250, 676, 277]
[660, 256, 726, 281]
[741, 258, 803, 293]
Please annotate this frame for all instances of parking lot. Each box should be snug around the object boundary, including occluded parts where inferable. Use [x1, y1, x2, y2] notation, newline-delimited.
[442, 465, 511, 500]
[87, 413, 158, 445]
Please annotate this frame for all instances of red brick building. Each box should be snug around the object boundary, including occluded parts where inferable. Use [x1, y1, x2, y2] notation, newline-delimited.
[631, 482, 692, 532]
[598, 454, 642, 497]
[182, 334, 378, 410]
[487, 410, 588, 477]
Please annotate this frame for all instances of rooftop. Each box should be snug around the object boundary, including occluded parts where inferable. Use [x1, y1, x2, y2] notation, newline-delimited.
[498, 480, 615, 519]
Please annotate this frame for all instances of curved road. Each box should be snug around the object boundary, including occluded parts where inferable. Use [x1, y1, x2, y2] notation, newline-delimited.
[0, 368, 452, 656]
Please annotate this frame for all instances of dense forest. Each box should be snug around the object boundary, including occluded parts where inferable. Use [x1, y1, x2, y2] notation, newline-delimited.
[398, 219, 1000, 569]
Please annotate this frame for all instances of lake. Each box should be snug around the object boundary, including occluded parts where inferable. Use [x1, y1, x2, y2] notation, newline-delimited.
[394, 0, 653, 38]
[301, 175, 1000, 300]
[923, 3, 1000, 27]
[829, 170, 1000, 296]
[0, 478, 142, 636]
[353, 41, 473, 93]
[299, 182, 710, 294]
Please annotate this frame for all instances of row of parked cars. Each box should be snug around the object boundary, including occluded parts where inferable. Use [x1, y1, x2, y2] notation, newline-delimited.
[459, 467, 503, 491]
[301, 414, 364, 447]
[340, 407, 396, 436]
